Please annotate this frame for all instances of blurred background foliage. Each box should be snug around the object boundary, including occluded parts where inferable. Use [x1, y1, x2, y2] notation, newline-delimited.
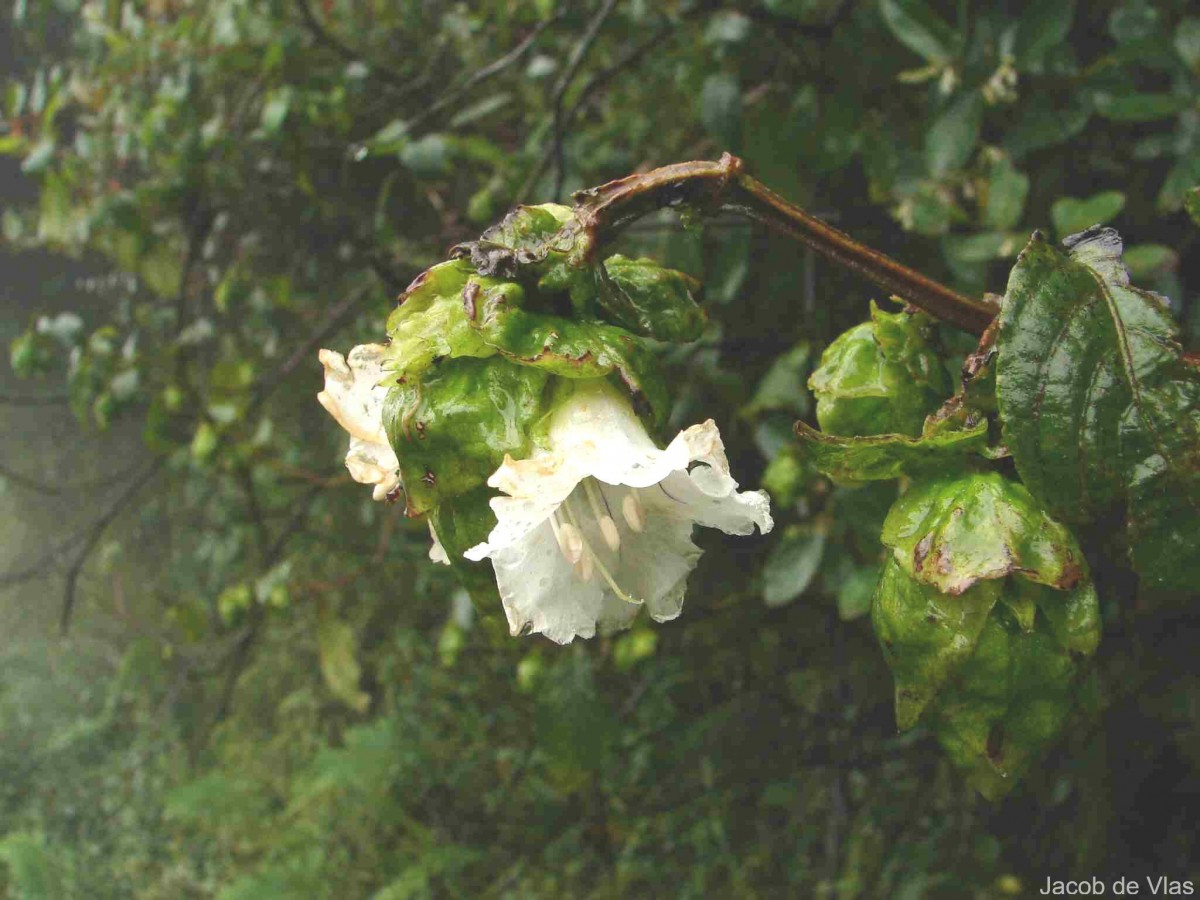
[1, 0, 1199, 897]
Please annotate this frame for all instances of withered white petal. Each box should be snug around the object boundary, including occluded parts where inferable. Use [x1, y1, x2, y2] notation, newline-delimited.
[317, 344, 401, 502]
[465, 380, 772, 644]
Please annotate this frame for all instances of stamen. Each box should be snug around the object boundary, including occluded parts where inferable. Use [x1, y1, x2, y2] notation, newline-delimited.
[576, 550, 594, 582]
[561, 495, 641, 605]
[622, 489, 646, 533]
[549, 511, 582, 565]
[558, 521, 584, 565]
[583, 479, 621, 552]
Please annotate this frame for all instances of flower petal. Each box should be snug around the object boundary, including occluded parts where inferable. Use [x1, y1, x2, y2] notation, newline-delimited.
[544, 380, 689, 489]
[318, 343, 401, 501]
[585, 482, 700, 623]
[488, 519, 636, 644]
[345, 435, 401, 501]
[317, 344, 390, 443]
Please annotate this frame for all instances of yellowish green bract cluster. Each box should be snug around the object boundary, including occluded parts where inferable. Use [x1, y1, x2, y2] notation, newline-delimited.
[798, 284, 1104, 798]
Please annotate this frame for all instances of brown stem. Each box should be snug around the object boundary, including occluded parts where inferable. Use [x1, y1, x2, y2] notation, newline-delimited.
[571, 153, 998, 335]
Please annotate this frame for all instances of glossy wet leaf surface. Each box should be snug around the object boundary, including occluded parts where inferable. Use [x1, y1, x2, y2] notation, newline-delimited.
[995, 227, 1200, 590]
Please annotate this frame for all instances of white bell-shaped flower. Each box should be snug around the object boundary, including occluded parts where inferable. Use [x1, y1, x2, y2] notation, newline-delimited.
[465, 380, 773, 644]
[317, 344, 401, 502]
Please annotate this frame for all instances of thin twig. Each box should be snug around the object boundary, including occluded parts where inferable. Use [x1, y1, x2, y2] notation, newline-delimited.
[0, 392, 69, 406]
[515, 19, 672, 205]
[294, 0, 419, 92]
[246, 284, 371, 418]
[59, 460, 163, 634]
[0, 459, 146, 496]
[549, 0, 618, 198]
[565, 154, 996, 333]
[401, 15, 560, 137]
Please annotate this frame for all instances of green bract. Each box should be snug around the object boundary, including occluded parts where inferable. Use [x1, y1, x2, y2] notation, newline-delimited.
[451, 202, 576, 278]
[872, 472, 1100, 798]
[382, 357, 552, 516]
[794, 419, 988, 484]
[996, 227, 1200, 591]
[463, 276, 670, 422]
[592, 255, 706, 343]
[880, 473, 1087, 596]
[808, 302, 951, 437]
[380, 260, 497, 385]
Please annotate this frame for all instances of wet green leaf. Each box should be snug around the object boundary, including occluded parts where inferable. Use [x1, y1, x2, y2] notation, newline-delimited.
[1050, 190, 1125, 239]
[996, 228, 1200, 590]
[381, 261, 497, 384]
[873, 474, 1101, 796]
[808, 302, 951, 438]
[928, 610, 1085, 800]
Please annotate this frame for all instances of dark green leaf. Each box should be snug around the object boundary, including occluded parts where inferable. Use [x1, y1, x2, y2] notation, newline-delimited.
[837, 563, 880, 621]
[1004, 92, 1091, 158]
[1122, 243, 1177, 279]
[995, 228, 1200, 590]
[983, 155, 1029, 231]
[1186, 186, 1200, 226]
[1014, 0, 1075, 65]
[763, 524, 827, 607]
[594, 255, 707, 342]
[925, 90, 983, 176]
[699, 73, 742, 150]
[1108, 0, 1161, 44]
[744, 343, 812, 418]
[1093, 92, 1189, 123]
[1175, 17, 1200, 69]
[428, 485, 504, 615]
[879, 0, 959, 64]
[1050, 190, 1125, 239]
